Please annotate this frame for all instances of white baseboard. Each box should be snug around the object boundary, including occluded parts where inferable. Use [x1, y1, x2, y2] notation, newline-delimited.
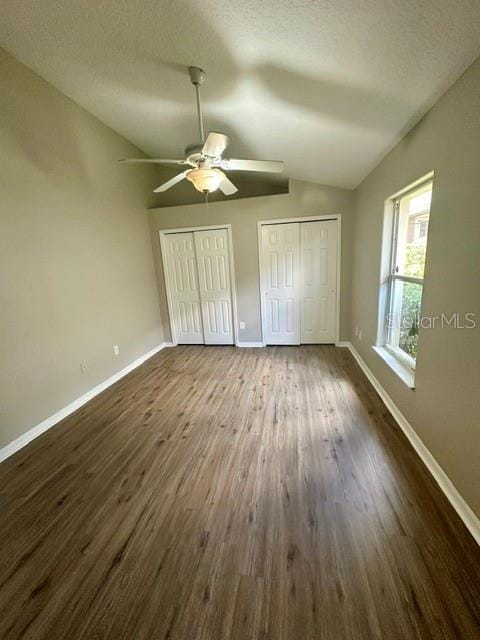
[344, 341, 479, 545]
[0, 342, 174, 464]
[239, 342, 351, 348]
[237, 341, 265, 348]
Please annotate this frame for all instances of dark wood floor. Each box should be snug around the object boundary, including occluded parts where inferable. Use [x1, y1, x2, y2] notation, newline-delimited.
[0, 346, 479, 640]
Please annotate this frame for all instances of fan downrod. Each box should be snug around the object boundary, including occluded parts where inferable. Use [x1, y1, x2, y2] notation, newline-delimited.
[189, 66, 207, 142]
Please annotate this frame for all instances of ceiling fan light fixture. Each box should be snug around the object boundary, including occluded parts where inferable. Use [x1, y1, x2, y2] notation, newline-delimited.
[119, 65, 284, 195]
[186, 168, 224, 193]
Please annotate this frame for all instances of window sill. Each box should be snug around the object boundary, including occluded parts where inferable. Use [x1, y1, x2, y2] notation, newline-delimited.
[372, 346, 416, 389]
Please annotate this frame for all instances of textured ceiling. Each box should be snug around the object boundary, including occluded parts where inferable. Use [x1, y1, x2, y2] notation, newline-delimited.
[2, 1, 480, 188]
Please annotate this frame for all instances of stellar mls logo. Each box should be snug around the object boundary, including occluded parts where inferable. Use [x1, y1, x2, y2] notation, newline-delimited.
[386, 312, 477, 330]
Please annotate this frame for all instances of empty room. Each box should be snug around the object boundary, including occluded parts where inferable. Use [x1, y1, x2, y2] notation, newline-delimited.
[1, 2, 479, 639]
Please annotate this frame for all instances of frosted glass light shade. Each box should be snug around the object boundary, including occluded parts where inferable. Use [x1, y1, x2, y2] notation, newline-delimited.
[186, 168, 223, 193]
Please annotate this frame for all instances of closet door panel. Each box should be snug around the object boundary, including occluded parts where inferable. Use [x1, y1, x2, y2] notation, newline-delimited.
[300, 220, 337, 343]
[261, 223, 301, 345]
[194, 228, 234, 345]
[165, 233, 204, 344]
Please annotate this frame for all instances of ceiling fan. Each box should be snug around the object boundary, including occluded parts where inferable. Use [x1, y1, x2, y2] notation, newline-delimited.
[119, 66, 285, 196]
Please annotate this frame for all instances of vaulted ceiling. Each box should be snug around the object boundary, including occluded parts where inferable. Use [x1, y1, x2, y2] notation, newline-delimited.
[2, 1, 480, 189]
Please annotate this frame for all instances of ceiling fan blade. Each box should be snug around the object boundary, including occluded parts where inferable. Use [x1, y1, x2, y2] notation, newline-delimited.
[218, 175, 238, 196]
[119, 158, 185, 164]
[153, 170, 190, 193]
[222, 158, 285, 173]
[202, 132, 230, 157]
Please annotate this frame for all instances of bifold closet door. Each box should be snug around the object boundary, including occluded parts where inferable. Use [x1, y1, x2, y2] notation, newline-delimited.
[164, 232, 204, 344]
[261, 223, 301, 345]
[300, 220, 337, 343]
[194, 228, 234, 345]
[260, 220, 338, 345]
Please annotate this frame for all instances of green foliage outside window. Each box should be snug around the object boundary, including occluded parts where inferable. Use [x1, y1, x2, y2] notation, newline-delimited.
[398, 245, 426, 359]
[404, 244, 426, 277]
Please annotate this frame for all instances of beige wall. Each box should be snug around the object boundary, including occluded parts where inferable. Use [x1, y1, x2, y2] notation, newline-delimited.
[351, 57, 480, 516]
[149, 180, 354, 343]
[0, 49, 163, 447]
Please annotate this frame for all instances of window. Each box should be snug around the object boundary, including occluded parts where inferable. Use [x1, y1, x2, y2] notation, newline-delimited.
[384, 180, 432, 370]
[418, 219, 428, 239]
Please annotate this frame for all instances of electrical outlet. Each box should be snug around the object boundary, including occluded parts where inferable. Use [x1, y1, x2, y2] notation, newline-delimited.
[80, 362, 87, 374]
[354, 326, 359, 337]
[358, 329, 363, 341]
[239, 321, 246, 330]
[113, 344, 120, 356]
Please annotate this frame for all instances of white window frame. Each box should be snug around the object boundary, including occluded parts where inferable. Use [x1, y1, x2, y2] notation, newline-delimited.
[374, 173, 434, 388]
[384, 196, 420, 372]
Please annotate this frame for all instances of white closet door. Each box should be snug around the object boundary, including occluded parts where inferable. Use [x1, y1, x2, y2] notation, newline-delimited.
[300, 220, 337, 343]
[194, 228, 234, 345]
[261, 223, 301, 345]
[165, 232, 204, 344]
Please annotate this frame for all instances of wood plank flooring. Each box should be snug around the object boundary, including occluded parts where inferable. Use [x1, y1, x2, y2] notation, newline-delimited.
[0, 345, 479, 640]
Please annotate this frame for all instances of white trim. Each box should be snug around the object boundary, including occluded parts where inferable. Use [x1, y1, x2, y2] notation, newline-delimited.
[344, 341, 479, 546]
[158, 223, 234, 234]
[226, 228, 240, 347]
[373, 346, 415, 389]
[158, 224, 239, 347]
[257, 222, 267, 347]
[335, 341, 351, 347]
[257, 214, 340, 226]
[335, 216, 342, 345]
[237, 341, 265, 348]
[0, 342, 174, 464]
[390, 171, 434, 201]
[384, 343, 416, 371]
[257, 215, 342, 346]
[391, 274, 424, 286]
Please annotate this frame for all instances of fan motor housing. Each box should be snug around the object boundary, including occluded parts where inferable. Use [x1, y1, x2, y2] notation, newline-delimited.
[185, 146, 216, 169]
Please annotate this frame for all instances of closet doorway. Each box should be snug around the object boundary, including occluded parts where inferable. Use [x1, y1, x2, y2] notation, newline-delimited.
[258, 216, 341, 345]
[159, 225, 238, 346]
